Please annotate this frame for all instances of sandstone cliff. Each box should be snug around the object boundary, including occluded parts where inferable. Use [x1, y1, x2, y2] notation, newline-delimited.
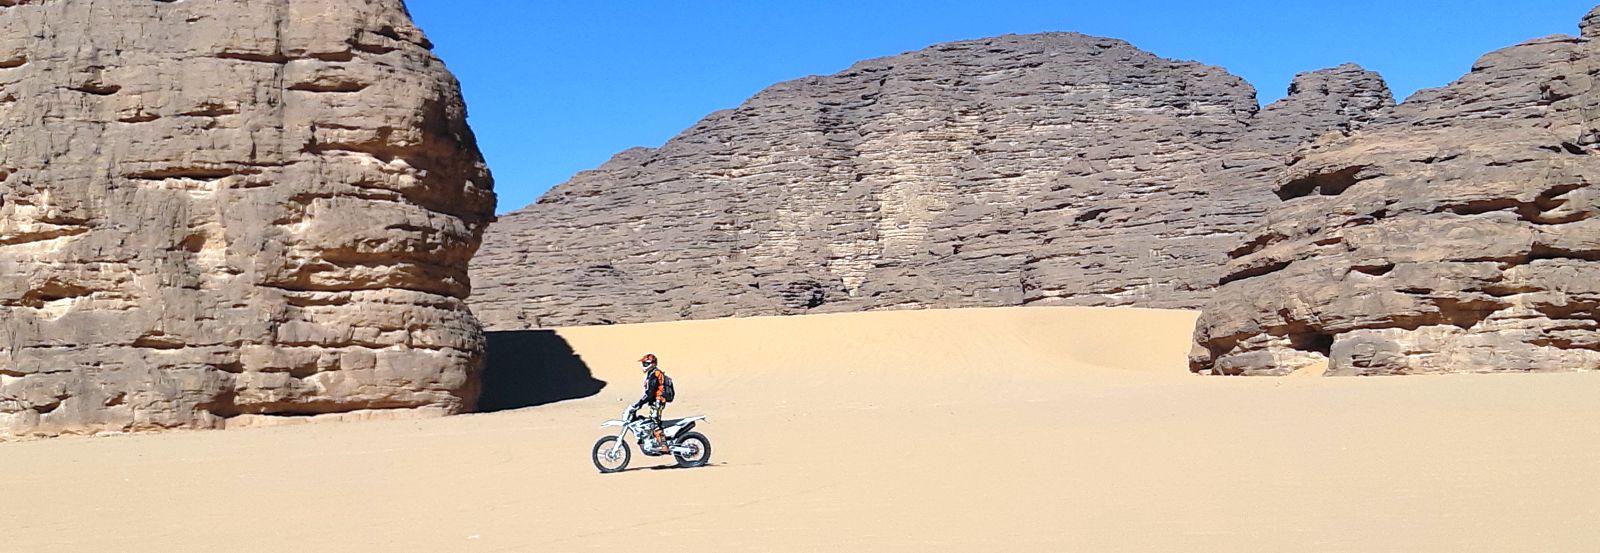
[1192, 8, 1600, 375]
[472, 34, 1390, 328]
[0, 0, 495, 437]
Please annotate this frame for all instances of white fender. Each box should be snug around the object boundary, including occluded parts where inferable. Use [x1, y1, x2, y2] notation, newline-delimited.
[666, 416, 706, 429]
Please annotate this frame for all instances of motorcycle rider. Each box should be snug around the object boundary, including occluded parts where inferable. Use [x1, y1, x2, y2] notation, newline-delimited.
[629, 353, 670, 453]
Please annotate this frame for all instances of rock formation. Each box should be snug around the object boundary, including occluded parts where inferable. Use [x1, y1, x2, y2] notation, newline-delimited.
[472, 34, 1391, 329]
[0, 0, 495, 438]
[1191, 8, 1600, 375]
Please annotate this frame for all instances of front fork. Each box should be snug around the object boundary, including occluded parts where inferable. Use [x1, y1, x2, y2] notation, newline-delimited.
[608, 428, 629, 458]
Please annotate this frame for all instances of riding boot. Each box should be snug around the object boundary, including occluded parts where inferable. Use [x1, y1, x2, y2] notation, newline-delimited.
[653, 428, 669, 454]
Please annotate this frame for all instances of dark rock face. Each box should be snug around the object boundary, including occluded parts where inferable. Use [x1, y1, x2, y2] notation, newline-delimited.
[0, 0, 495, 437]
[472, 34, 1391, 329]
[1192, 8, 1600, 375]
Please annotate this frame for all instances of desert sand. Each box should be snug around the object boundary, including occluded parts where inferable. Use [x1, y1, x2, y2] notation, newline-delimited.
[3, 306, 1598, 552]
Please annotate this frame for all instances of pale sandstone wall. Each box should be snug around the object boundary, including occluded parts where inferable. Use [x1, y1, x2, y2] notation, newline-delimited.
[0, 0, 495, 437]
[1192, 7, 1600, 375]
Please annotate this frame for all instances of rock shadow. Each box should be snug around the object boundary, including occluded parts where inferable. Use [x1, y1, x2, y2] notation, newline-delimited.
[478, 330, 607, 412]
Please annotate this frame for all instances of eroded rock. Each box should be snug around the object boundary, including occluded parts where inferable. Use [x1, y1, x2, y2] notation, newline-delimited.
[0, 0, 495, 437]
[1192, 8, 1600, 375]
[472, 34, 1390, 329]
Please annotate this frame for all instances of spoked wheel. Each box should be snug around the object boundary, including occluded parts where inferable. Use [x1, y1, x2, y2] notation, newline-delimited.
[672, 432, 711, 468]
[592, 436, 631, 473]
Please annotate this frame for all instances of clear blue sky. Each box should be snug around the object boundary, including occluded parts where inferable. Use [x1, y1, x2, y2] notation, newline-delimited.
[406, 1, 1599, 214]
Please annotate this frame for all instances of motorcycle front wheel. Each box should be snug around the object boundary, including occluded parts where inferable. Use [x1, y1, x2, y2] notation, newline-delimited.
[592, 436, 630, 473]
[672, 432, 711, 468]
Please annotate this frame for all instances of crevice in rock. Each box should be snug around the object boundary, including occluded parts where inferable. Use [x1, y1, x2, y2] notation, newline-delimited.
[17, 280, 93, 308]
[1435, 183, 1592, 224]
[285, 363, 320, 379]
[1074, 207, 1114, 222]
[287, 80, 370, 93]
[34, 398, 63, 415]
[180, 102, 237, 117]
[68, 82, 121, 95]
[1228, 231, 1284, 259]
[1528, 243, 1600, 262]
[1483, 281, 1541, 296]
[214, 51, 291, 64]
[1529, 337, 1600, 351]
[1441, 198, 1521, 216]
[125, 166, 244, 180]
[1350, 262, 1395, 276]
[1286, 330, 1334, 356]
[309, 51, 357, 62]
[1538, 142, 1589, 155]
[373, 25, 404, 41]
[1432, 296, 1504, 330]
[0, 55, 25, 69]
[1276, 165, 1367, 200]
[1412, 152, 1462, 164]
[282, 293, 352, 308]
[1217, 260, 1291, 286]
[131, 333, 186, 350]
[1531, 299, 1600, 321]
[350, 41, 398, 56]
[176, 232, 206, 253]
[196, 390, 241, 418]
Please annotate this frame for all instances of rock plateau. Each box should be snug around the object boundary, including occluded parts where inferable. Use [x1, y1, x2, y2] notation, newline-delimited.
[473, 34, 1392, 328]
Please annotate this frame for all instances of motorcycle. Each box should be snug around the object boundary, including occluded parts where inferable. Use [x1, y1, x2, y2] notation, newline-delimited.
[591, 406, 712, 473]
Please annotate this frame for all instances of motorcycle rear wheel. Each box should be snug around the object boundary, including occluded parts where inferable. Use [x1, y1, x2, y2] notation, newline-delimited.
[672, 432, 711, 468]
[592, 436, 630, 473]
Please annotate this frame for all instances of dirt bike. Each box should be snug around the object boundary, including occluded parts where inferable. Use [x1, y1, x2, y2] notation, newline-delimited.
[591, 406, 711, 473]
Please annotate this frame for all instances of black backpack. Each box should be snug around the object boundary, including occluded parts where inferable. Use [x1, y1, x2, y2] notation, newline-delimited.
[661, 373, 676, 403]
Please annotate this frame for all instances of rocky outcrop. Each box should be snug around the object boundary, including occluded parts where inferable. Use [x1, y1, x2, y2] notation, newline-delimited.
[1191, 8, 1600, 375]
[0, 0, 495, 438]
[472, 34, 1391, 328]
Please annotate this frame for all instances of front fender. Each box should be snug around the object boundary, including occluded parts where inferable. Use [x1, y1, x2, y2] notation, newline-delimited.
[600, 420, 625, 428]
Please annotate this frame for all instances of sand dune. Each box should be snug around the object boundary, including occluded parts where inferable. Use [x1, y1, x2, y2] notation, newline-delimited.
[3, 307, 1598, 552]
[556, 306, 1201, 381]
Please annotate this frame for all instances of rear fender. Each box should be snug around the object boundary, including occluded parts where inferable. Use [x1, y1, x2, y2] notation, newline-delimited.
[666, 420, 699, 439]
[668, 415, 707, 437]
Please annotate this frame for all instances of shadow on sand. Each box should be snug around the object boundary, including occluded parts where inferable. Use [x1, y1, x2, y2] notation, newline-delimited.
[619, 462, 726, 473]
[478, 330, 607, 412]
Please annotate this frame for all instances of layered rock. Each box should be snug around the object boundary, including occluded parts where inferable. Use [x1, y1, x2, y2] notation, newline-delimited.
[472, 34, 1390, 328]
[1192, 8, 1600, 375]
[0, 0, 495, 437]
